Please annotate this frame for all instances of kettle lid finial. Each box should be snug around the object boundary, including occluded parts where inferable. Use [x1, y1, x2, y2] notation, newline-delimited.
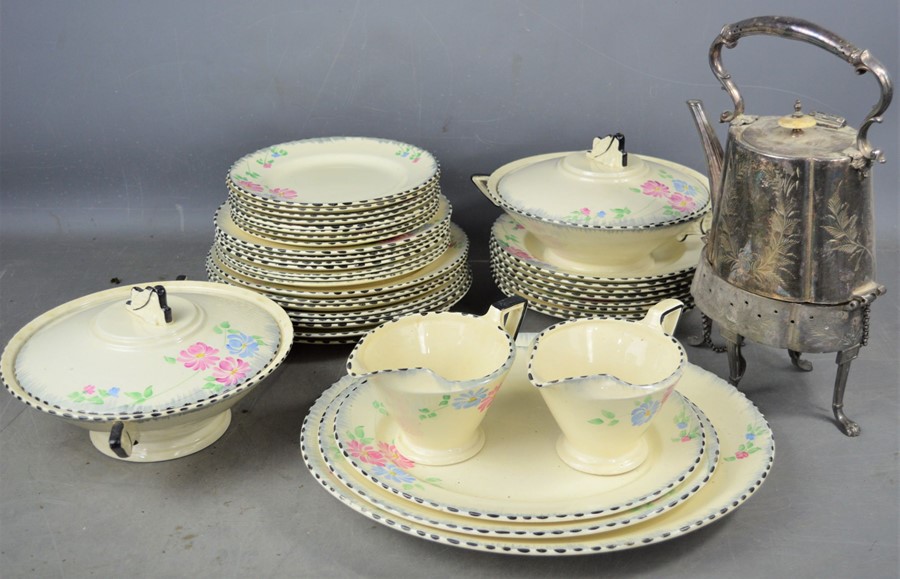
[778, 100, 817, 131]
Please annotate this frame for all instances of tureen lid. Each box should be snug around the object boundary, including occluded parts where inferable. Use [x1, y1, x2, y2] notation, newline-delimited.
[1, 281, 293, 421]
[494, 134, 710, 229]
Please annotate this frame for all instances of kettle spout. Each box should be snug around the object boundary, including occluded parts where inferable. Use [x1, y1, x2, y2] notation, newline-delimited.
[687, 100, 723, 206]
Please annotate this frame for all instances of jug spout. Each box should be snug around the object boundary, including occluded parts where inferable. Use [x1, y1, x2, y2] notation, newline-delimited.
[687, 99, 723, 209]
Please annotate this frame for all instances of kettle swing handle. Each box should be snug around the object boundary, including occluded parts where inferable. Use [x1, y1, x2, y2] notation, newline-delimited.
[709, 15, 893, 165]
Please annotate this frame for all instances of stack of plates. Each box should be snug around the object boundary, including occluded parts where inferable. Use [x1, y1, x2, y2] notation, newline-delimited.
[207, 137, 472, 344]
[301, 334, 774, 555]
[490, 215, 699, 320]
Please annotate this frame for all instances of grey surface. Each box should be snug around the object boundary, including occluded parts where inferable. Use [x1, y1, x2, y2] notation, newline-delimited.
[1, 1, 898, 578]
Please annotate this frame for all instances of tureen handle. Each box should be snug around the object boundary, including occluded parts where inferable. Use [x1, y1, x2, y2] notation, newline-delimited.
[709, 15, 892, 165]
[483, 296, 529, 340]
[639, 299, 684, 336]
[471, 174, 504, 207]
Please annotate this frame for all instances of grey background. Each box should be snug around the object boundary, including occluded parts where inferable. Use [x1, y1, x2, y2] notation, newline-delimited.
[1, 1, 898, 578]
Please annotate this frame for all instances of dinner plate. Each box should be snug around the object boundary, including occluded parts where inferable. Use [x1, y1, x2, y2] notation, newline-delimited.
[228, 137, 438, 207]
[206, 259, 468, 311]
[333, 373, 706, 521]
[491, 214, 702, 283]
[219, 195, 451, 249]
[226, 180, 440, 224]
[211, 234, 447, 285]
[492, 261, 693, 305]
[301, 334, 774, 555]
[490, 244, 695, 293]
[215, 203, 449, 258]
[493, 273, 692, 311]
[494, 275, 695, 321]
[318, 376, 719, 537]
[208, 223, 468, 299]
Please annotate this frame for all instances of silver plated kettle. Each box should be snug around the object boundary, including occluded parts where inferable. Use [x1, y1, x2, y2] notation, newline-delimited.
[686, 16, 892, 436]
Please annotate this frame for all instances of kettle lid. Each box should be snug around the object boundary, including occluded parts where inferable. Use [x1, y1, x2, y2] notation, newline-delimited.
[734, 102, 860, 161]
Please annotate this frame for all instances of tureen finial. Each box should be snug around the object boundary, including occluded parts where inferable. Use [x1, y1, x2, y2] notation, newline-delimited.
[125, 285, 173, 326]
[588, 133, 628, 169]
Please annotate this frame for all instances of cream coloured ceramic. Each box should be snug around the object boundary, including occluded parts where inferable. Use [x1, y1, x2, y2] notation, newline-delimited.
[301, 335, 774, 554]
[208, 223, 468, 299]
[490, 213, 702, 282]
[229, 187, 438, 229]
[291, 274, 472, 345]
[228, 137, 438, 207]
[318, 375, 719, 537]
[344, 298, 527, 465]
[207, 258, 468, 311]
[0, 281, 293, 462]
[528, 300, 686, 474]
[218, 194, 451, 249]
[331, 358, 705, 520]
[211, 233, 447, 285]
[473, 138, 709, 274]
[226, 178, 440, 223]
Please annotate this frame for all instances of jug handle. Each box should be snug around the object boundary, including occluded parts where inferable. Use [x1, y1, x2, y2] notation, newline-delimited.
[640, 299, 684, 336]
[471, 174, 505, 208]
[484, 296, 528, 339]
[709, 15, 892, 165]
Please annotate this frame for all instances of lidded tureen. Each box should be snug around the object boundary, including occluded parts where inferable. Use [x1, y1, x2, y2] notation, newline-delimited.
[472, 134, 710, 274]
[0, 280, 293, 461]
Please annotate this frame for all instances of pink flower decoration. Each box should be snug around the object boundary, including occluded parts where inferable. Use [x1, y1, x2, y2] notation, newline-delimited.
[262, 163, 272, 168]
[640, 180, 670, 198]
[270, 188, 298, 200]
[580, 207, 591, 216]
[347, 440, 386, 466]
[178, 342, 221, 371]
[735, 450, 749, 460]
[378, 442, 414, 470]
[237, 180, 264, 193]
[212, 356, 250, 387]
[681, 435, 693, 443]
[478, 384, 502, 412]
[83, 385, 96, 394]
[666, 192, 696, 213]
[508, 247, 532, 260]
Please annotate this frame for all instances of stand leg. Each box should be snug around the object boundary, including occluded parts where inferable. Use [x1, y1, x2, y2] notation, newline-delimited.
[788, 350, 813, 372]
[833, 346, 861, 437]
[721, 330, 746, 387]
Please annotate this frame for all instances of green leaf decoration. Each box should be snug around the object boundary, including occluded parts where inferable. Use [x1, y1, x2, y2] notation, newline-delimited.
[353, 426, 366, 440]
[143, 386, 153, 398]
[164, 356, 176, 364]
[213, 326, 222, 334]
[588, 418, 605, 425]
[220, 322, 230, 329]
[601, 409, 616, 419]
[629, 187, 641, 193]
[609, 419, 619, 426]
[126, 392, 144, 401]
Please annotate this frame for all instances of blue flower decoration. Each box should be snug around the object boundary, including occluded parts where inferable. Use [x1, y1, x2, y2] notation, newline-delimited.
[672, 179, 697, 196]
[631, 399, 661, 426]
[226, 332, 259, 358]
[107, 387, 120, 397]
[746, 432, 756, 441]
[677, 421, 688, 429]
[452, 388, 489, 410]
[372, 463, 415, 485]
[596, 210, 606, 218]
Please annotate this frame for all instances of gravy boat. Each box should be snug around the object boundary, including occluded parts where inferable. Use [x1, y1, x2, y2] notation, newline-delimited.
[528, 299, 686, 475]
[346, 296, 528, 465]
